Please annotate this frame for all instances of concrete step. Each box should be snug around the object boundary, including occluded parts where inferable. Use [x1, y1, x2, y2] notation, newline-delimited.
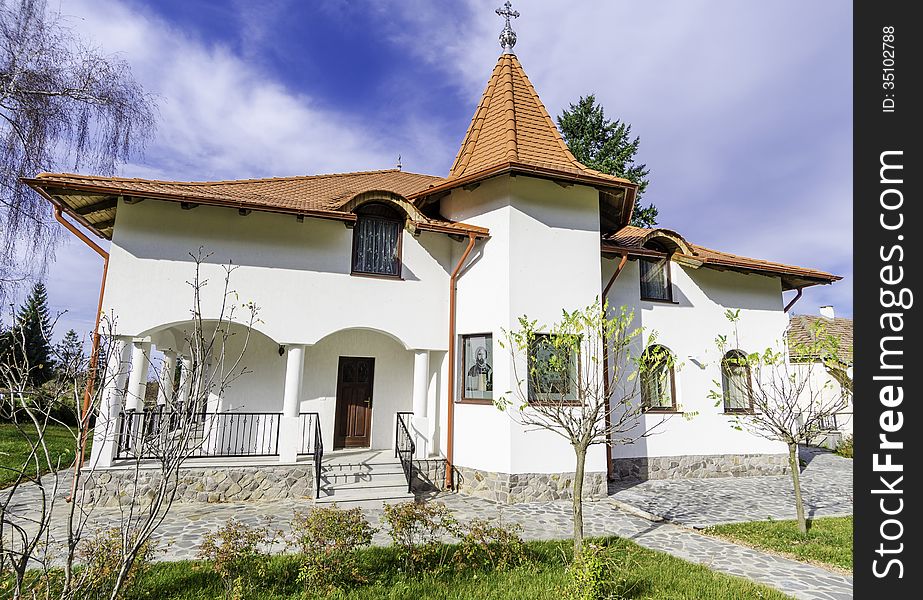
[315, 485, 414, 506]
[323, 478, 411, 493]
[321, 472, 408, 486]
[323, 449, 399, 466]
[321, 465, 406, 477]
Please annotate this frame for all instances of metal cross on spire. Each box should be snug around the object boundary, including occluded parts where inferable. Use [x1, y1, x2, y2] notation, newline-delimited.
[496, 1, 520, 54]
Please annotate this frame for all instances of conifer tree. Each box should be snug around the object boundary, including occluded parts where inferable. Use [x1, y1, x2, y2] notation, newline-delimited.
[557, 95, 658, 228]
[1, 281, 55, 386]
[55, 328, 85, 377]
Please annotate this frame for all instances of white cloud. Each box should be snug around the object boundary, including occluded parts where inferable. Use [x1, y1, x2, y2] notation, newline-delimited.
[62, 0, 440, 180]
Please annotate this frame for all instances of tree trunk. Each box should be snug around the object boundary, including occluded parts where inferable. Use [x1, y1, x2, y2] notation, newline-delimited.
[788, 442, 807, 534]
[572, 444, 587, 557]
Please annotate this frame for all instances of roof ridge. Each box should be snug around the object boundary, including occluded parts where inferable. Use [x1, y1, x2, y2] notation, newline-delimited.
[504, 54, 519, 162]
[37, 169, 442, 187]
[449, 57, 504, 177]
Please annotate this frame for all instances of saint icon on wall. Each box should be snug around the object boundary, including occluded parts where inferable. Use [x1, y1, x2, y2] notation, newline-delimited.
[463, 334, 493, 400]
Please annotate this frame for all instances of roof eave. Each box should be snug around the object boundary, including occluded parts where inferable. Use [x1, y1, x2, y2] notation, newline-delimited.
[25, 177, 490, 241]
[600, 242, 841, 290]
[410, 161, 636, 200]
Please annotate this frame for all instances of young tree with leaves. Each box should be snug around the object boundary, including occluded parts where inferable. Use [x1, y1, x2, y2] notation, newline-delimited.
[0, 0, 156, 288]
[710, 310, 849, 534]
[557, 94, 657, 228]
[498, 299, 671, 555]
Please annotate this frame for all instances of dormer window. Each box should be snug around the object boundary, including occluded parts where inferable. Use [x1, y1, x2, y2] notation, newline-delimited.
[639, 242, 672, 301]
[352, 203, 403, 278]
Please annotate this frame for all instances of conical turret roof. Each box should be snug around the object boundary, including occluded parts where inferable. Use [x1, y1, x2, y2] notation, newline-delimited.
[448, 53, 628, 184]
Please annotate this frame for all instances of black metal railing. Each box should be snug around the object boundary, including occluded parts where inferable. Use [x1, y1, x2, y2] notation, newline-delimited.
[395, 412, 415, 493]
[312, 416, 324, 499]
[115, 408, 282, 459]
[296, 412, 324, 499]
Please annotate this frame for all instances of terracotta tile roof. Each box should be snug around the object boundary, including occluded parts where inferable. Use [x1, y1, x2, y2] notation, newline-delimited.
[405, 54, 633, 203]
[603, 225, 841, 290]
[788, 315, 853, 364]
[26, 170, 489, 239]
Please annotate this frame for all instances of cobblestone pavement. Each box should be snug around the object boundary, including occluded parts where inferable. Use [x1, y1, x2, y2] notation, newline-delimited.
[8, 451, 853, 600]
[8, 479, 851, 600]
[609, 447, 853, 528]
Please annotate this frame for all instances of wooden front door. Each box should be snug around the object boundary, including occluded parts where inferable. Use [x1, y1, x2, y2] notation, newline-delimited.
[334, 357, 374, 449]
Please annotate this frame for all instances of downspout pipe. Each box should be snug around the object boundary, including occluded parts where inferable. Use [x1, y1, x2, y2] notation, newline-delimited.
[52, 206, 109, 470]
[601, 254, 628, 481]
[445, 232, 478, 489]
[783, 287, 804, 313]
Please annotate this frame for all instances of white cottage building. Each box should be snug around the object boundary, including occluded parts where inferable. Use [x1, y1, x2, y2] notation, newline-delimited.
[27, 34, 839, 504]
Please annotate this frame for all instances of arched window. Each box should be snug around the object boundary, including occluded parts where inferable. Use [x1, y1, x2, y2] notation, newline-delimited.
[721, 350, 753, 412]
[352, 202, 403, 277]
[639, 242, 672, 302]
[640, 344, 676, 410]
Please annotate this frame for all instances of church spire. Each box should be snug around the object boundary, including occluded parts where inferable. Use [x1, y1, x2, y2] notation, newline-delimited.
[496, 1, 519, 54]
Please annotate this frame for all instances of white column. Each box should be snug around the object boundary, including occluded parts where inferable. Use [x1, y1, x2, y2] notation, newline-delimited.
[89, 338, 132, 468]
[177, 356, 193, 406]
[159, 351, 177, 407]
[279, 344, 305, 464]
[124, 341, 151, 412]
[411, 350, 430, 458]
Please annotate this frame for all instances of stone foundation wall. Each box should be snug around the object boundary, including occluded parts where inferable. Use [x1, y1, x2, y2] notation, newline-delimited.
[84, 465, 315, 506]
[411, 458, 448, 492]
[612, 453, 789, 481]
[454, 465, 607, 504]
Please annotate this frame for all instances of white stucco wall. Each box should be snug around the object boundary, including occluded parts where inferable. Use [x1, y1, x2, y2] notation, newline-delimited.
[103, 199, 454, 350]
[605, 257, 789, 459]
[99, 177, 806, 471]
[443, 176, 609, 475]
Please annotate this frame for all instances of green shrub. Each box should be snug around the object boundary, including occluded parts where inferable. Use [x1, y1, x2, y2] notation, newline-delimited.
[382, 501, 459, 571]
[565, 544, 637, 600]
[834, 435, 853, 458]
[291, 505, 375, 594]
[455, 517, 528, 571]
[76, 527, 156, 599]
[196, 518, 269, 600]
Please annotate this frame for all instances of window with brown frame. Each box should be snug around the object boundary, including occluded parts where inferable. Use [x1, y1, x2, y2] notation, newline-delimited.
[640, 344, 676, 410]
[639, 242, 672, 301]
[351, 202, 403, 277]
[721, 349, 753, 412]
[461, 333, 493, 402]
[528, 333, 579, 403]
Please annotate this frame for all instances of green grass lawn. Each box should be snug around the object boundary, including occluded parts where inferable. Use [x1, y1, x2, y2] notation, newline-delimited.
[129, 538, 791, 600]
[0, 423, 88, 488]
[704, 516, 852, 571]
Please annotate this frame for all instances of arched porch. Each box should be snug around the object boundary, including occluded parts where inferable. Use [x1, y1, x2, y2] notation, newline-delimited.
[89, 322, 441, 470]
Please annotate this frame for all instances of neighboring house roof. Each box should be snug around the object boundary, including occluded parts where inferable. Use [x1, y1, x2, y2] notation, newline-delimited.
[602, 225, 840, 290]
[24, 170, 489, 240]
[788, 315, 854, 364]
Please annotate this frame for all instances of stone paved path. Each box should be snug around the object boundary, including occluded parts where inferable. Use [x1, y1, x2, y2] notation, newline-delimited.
[8, 490, 850, 599]
[609, 447, 853, 527]
[5, 451, 854, 600]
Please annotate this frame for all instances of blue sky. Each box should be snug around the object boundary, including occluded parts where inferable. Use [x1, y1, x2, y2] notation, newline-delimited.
[41, 0, 852, 341]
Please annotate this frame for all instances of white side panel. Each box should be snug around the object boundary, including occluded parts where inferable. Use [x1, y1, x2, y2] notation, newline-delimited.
[605, 258, 789, 459]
